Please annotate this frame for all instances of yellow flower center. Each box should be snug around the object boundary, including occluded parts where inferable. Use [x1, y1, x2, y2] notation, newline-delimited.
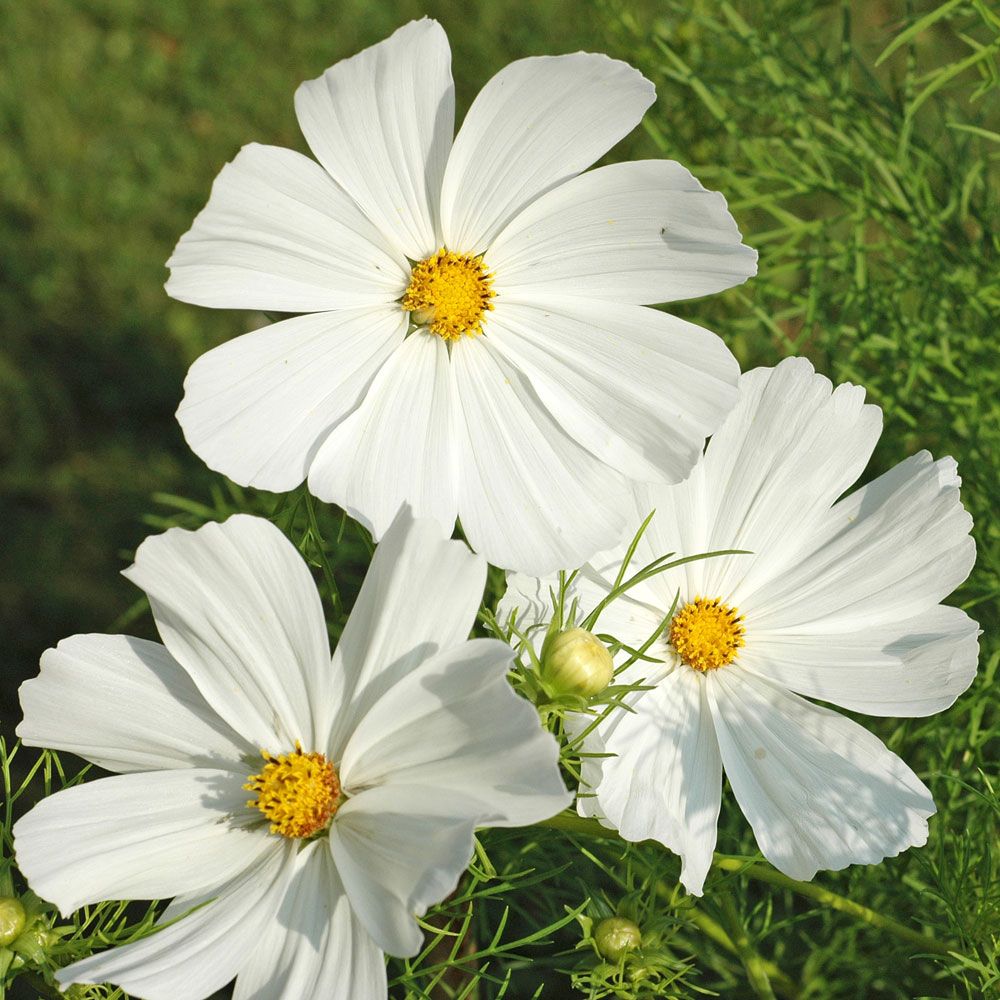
[401, 248, 495, 340]
[668, 597, 745, 672]
[244, 743, 341, 839]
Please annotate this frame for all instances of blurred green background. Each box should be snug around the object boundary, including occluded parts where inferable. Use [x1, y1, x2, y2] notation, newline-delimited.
[1, 0, 998, 996]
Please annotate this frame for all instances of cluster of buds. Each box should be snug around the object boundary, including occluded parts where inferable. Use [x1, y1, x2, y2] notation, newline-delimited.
[574, 902, 692, 997]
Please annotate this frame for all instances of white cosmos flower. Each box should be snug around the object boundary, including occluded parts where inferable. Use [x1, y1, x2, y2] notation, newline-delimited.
[165, 18, 756, 576]
[13, 511, 570, 1000]
[500, 357, 979, 895]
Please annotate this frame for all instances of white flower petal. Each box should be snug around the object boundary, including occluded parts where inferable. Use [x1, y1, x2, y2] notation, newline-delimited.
[441, 53, 654, 252]
[328, 509, 485, 754]
[743, 451, 976, 630]
[178, 307, 406, 493]
[233, 844, 386, 1000]
[294, 19, 454, 259]
[57, 843, 295, 1000]
[691, 357, 883, 600]
[340, 638, 570, 824]
[496, 569, 563, 636]
[16, 634, 253, 773]
[582, 667, 722, 895]
[166, 144, 407, 311]
[308, 331, 457, 541]
[487, 297, 739, 483]
[451, 337, 631, 575]
[708, 669, 934, 882]
[123, 516, 332, 751]
[743, 605, 980, 717]
[488, 160, 756, 303]
[329, 784, 480, 957]
[14, 769, 271, 915]
[632, 462, 723, 609]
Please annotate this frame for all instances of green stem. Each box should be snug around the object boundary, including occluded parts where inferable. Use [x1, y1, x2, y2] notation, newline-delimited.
[718, 891, 778, 1000]
[538, 813, 620, 840]
[302, 492, 341, 613]
[685, 906, 799, 998]
[711, 856, 955, 956]
[536, 814, 956, 956]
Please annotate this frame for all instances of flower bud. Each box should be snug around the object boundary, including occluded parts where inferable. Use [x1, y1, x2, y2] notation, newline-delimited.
[0, 897, 26, 947]
[594, 915, 642, 961]
[542, 627, 614, 697]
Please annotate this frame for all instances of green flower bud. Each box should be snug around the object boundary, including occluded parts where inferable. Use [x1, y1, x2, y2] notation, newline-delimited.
[594, 916, 642, 961]
[542, 628, 614, 697]
[0, 897, 26, 947]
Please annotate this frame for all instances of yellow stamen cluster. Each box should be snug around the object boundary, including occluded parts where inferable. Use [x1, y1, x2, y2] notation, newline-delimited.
[401, 248, 495, 340]
[244, 743, 340, 839]
[668, 597, 745, 672]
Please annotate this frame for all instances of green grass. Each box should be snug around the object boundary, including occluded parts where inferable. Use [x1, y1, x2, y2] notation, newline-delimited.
[1, 0, 998, 998]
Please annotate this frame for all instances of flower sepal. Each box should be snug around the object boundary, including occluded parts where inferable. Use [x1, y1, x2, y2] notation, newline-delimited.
[0, 890, 66, 989]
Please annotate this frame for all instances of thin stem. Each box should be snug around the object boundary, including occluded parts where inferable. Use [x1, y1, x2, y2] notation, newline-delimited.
[717, 891, 778, 1000]
[711, 856, 955, 956]
[536, 814, 956, 956]
[537, 813, 620, 840]
[302, 492, 341, 613]
[685, 906, 798, 999]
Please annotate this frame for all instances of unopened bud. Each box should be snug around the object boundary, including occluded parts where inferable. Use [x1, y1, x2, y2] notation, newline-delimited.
[542, 628, 614, 697]
[0, 897, 26, 946]
[594, 916, 642, 960]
